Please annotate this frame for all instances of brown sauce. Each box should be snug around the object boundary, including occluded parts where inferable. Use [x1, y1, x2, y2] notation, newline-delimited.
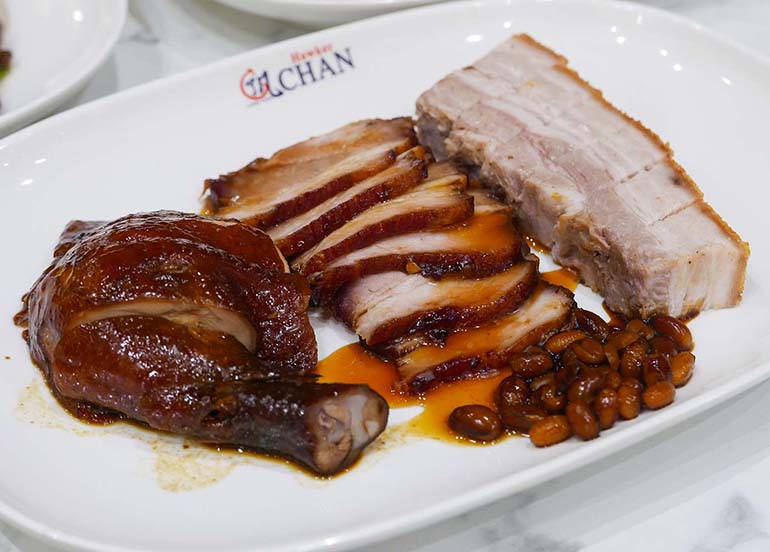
[542, 268, 579, 292]
[602, 301, 627, 330]
[441, 212, 519, 252]
[524, 234, 550, 254]
[317, 343, 515, 444]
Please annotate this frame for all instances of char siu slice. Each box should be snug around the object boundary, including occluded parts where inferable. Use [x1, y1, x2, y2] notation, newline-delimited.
[307, 190, 524, 302]
[416, 33, 749, 318]
[335, 259, 538, 348]
[268, 147, 427, 258]
[55, 316, 387, 475]
[394, 285, 574, 393]
[204, 118, 417, 229]
[293, 162, 473, 277]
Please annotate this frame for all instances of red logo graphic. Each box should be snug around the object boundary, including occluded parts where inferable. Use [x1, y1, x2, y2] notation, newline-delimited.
[240, 68, 270, 100]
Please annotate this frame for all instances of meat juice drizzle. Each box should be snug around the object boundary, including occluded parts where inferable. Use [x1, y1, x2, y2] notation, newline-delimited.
[541, 268, 579, 292]
[524, 235, 580, 292]
[317, 343, 512, 444]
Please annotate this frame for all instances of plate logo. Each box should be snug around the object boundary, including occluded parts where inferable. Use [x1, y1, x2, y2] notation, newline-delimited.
[240, 44, 354, 103]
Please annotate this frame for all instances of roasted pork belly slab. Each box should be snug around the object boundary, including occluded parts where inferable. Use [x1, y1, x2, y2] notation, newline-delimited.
[268, 147, 427, 258]
[308, 190, 524, 302]
[394, 284, 574, 393]
[292, 162, 473, 277]
[204, 118, 417, 229]
[335, 260, 538, 348]
[416, 33, 749, 317]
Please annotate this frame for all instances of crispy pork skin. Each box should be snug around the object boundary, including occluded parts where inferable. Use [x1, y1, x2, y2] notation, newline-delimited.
[416, 34, 749, 318]
[307, 190, 524, 302]
[335, 259, 538, 347]
[18, 212, 389, 475]
[204, 118, 417, 229]
[268, 147, 427, 258]
[394, 285, 574, 393]
[293, 162, 474, 277]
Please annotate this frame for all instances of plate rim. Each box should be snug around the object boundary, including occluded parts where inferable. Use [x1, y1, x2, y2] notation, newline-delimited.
[0, 0, 128, 136]
[1, 0, 770, 550]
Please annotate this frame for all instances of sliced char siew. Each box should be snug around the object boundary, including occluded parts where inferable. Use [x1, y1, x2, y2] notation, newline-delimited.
[394, 284, 574, 394]
[293, 162, 474, 277]
[268, 147, 427, 258]
[335, 259, 538, 348]
[204, 118, 417, 229]
[308, 189, 524, 302]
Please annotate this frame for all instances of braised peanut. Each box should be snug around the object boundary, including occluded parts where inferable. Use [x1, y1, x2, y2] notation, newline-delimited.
[510, 348, 554, 378]
[449, 405, 503, 442]
[530, 372, 556, 392]
[554, 363, 580, 391]
[560, 347, 582, 370]
[643, 381, 676, 410]
[496, 376, 530, 410]
[567, 368, 605, 403]
[605, 371, 622, 390]
[572, 338, 605, 364]
[566, 399, 599, 440]
[607, 330, 639, 351]
[594, 388, 619, 430]
[670, 351, 695, 387]
[499, 404, 547, 433]
[575, 309, 610, 340]
[642, 353, 672, 387]
[544, 330, 587, 354]
[537, 383, 567, 413]
[626, 319, 655, 340]
[649, 335, 678, 359]
[651, 315, 693, 351]
[604, 342, 620, 371]
[619, 341, 646, 379]
[621, 377, 643, 394]
[468, 304, 697, 450]
[530, 415, 572, 447]
[617, 384, 641, 420]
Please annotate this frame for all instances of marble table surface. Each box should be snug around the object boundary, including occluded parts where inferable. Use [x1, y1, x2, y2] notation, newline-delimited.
[4, 0, 770, 550]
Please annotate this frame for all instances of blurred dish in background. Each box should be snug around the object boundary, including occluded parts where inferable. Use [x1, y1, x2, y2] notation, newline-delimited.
[214, 0, 445, 26]
[0, 0, 126, 137]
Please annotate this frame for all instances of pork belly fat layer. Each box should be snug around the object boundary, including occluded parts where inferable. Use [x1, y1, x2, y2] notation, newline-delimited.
[416, 33, 749, 317]
[395, 284, 574, 393]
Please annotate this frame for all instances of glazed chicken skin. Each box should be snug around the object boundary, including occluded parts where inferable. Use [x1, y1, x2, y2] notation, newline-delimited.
[17, 211, 388, 475]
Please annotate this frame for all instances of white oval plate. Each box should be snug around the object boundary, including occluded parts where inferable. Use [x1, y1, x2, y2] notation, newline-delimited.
[215, 0, 444, 26]
[0, 0, 126, 136]
[1, 0, 769, 550]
